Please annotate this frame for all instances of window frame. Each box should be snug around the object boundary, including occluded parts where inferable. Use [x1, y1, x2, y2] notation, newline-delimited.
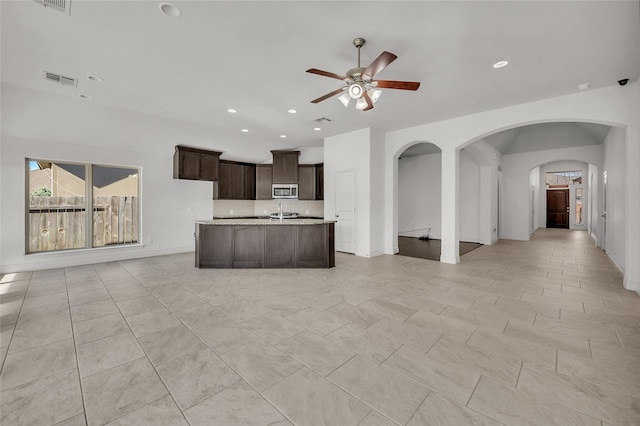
[25, 158, 141, 255]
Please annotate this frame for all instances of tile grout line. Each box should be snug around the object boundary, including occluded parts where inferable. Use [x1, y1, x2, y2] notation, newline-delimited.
[465, 375, 483, 407]
[515, 361, 524, 388]
[67, 267, 90, 426]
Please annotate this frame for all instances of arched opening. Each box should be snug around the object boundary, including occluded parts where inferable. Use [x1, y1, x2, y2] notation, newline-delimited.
[396, 142, 442, 261]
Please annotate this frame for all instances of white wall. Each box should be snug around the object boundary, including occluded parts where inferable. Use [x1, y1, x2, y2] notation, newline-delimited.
[1, 136, 212, 272]
[369, 128, 386, 257]
[500, 146, 602, 241]
[398, 153, 441, 239]
[324, 128, 371, 257]
[602, 127, 626, 271]
[587, 163, 600, 244]
[397, 149, 483, 243]
[539, 161, 589, 231]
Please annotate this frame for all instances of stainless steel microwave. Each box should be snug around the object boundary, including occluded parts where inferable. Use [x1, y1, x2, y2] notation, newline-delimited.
[272, 184, 298, 199]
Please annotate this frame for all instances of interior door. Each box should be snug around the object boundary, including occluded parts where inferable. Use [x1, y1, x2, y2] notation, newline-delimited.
[335, 170, 356, 254]
[546, 189, 569, 228]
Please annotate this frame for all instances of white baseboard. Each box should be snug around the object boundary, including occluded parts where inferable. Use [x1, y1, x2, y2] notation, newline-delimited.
[499, 234, 531, 241]
[608, 252, 625, 274]
[440, 254, 460, 264]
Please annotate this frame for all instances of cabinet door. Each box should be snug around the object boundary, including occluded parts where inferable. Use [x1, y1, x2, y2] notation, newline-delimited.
[244, 165, 256, 200]
[256, 165, 273, 200]
[178, 150, 200, 180]
[296, 225, 328, 268]
[218, 162, 232, 199]
[233, 226, 264, 268]
[200, 153, 219, 181]
[264, 226, 296, 267]
[272, 153, 299, 183]
[315, 164, 324, 200]
[197, 225, 233, 268]
[298, 166, 315, 200]
[229, 164, 245, 199]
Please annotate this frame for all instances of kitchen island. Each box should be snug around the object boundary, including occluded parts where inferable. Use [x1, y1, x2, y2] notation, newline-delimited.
[194, 219, 335, 268]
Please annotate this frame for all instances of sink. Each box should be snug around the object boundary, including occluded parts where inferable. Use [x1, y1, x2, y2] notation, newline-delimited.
[269, 212, 298, 219]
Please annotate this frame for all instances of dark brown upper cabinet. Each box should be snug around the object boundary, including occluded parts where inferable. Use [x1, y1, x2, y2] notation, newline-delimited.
[217, 160, 255, 200]
[271, 150, 299, 184]
[315, 163, 324, 200]
[256, 165, 273, 200]
[173, 145, 221, 181]
[298, 165, 316, 200]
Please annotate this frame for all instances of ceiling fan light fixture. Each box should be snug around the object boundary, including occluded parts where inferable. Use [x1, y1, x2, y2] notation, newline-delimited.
[369, 89, 382, 103]
[338, 92, 351, 107]
[355, 97, 368, 110]
[348, 83, 364, 99]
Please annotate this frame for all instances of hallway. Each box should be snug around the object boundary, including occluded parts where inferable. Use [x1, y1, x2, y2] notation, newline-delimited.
[1, 229, 639, 425]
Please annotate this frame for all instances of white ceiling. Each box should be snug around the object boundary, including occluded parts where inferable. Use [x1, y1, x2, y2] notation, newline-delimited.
[2, 1, 638, 163]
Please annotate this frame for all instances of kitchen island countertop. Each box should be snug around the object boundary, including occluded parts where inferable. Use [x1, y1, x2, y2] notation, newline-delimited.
[195, 218, 335, 226]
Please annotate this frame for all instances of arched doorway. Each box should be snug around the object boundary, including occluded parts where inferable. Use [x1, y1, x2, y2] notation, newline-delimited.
[396, 142, 442, 260]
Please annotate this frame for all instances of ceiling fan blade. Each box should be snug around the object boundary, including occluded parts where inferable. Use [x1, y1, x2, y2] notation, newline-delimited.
[311, 87, 346, 103]
[306, 68, 347, 81]
[362, 92, 374, 111]
[363, 51, 397, 78]
[374, 80, 421, 91]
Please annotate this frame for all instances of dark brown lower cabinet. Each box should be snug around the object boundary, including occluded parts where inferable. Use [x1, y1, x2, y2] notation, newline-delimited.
[196, 222, 335, 268]
[265, 226, 296, 268]
[196, 225, 233, 268]
[233, 226, 264, 268]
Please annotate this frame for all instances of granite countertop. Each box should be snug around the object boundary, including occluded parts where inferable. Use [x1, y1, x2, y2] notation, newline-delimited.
[196, 218, 335, 225]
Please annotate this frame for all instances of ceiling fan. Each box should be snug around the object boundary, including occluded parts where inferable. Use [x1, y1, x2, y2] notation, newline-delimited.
[307, 37, 420, 111]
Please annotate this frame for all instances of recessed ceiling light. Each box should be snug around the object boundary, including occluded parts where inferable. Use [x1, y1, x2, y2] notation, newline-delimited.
[241, 129, 249, 133]
[577, 83, 591, 91]
[87, 75, 103, 82]
[313, 127, 321, 131]
[279, 135, 287, 138]
[159, 3, 181, 17]
[493, 60, 509, 69]
[78, 94, 92, 100]
[288, 109, 297, 114]
[227, 108, 237, 113]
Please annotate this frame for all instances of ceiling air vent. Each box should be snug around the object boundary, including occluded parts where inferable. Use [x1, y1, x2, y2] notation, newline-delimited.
[44, 71, 78, 87]
[34, 0, 71, 15]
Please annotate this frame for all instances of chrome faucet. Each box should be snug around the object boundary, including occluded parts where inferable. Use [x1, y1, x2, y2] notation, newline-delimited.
[278, 201, 283, 221]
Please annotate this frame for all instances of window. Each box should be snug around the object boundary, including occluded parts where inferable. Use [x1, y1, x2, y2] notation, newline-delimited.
[575, 188, 583, 225]
[545, 170, 582, 186]
[27, 160, 140, 253]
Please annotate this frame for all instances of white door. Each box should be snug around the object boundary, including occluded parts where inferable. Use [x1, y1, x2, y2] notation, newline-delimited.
[335, 170, 356, 254]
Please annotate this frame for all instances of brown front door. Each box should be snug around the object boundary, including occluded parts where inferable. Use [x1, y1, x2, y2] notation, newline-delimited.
[547, 189, 569, 228]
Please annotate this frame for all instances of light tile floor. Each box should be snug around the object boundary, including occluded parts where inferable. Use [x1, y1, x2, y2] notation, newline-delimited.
[1, 229, 639, 425]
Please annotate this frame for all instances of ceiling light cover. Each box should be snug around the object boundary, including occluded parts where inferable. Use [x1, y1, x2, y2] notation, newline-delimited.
[493, 60, 509, 69]
[338, 93, 351, 107]
[313, 127, 321, 131]
[227, 108, 237, 113]
[279, 135, 287, 138]
[241, 129, 249, 132]
[355, 97, 368, 110]
[159, 3, 181, 17]
[369, 89, 382, 103]
[348, 83, 364, 99]
[577, 83, 591, 91]
[288, 109, 297, 114]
